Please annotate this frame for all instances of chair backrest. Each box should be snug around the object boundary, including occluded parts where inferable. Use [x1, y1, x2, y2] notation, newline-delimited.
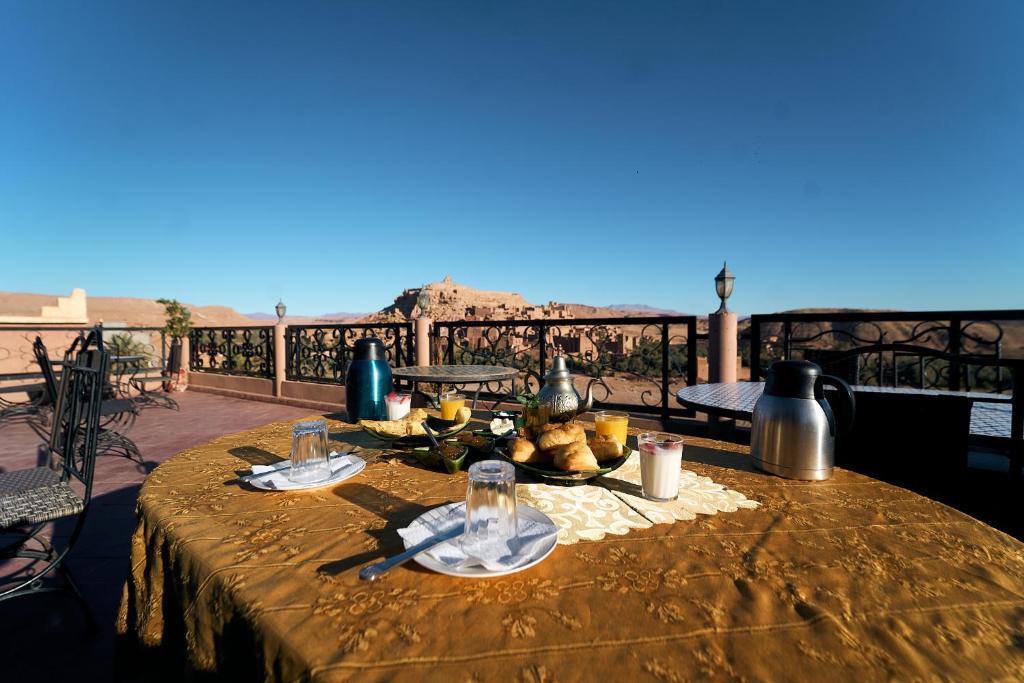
[32, 336, 61, 405]
[49, 328, 107, 495]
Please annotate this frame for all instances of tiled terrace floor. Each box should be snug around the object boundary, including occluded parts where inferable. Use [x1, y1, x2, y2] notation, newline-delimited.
[0, 391, 315, 682]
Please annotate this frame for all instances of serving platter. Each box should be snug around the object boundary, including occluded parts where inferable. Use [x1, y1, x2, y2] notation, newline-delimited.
[361, 415, 470, 448]
[495, 445, 632, 485]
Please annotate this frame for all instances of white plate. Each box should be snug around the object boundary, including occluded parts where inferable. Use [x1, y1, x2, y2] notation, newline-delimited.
[249, 456, 365, 491]
[404, 502, 558, 578]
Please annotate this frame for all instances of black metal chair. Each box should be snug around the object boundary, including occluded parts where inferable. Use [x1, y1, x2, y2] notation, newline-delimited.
[0, 329, 107, 627]
[31, 336, 142, 462]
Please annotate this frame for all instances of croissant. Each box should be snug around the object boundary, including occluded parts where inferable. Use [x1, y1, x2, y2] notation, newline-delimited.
[588, 434, 624, 461]
[537, 422, 586, 451]
[510, 437, 549, 464]
[551, 442, 599, 471]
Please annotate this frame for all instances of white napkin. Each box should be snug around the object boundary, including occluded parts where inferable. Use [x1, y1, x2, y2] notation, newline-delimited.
[398, 504, 558, 572]
[249, 452, 362, 490]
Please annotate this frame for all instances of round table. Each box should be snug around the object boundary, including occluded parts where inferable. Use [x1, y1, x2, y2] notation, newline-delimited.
[676, 382, 1015, 438]
[118, 415, 1024, 681]
[392, 364, 519, 408]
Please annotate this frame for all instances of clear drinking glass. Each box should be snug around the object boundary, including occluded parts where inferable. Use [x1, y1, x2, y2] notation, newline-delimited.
[637, 432, 684, 502]
[288, 420, 331, 484]
[594, 410, 630, 445]
[462, 459, 518, 558]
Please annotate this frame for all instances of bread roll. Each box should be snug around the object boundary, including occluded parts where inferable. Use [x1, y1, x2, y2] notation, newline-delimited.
[454, 406, 472, 425]
[510, 437, 548, 464]
[537, 422, 586, 451]
[588, 434, 624, 461]
[551, 442, 599, 471]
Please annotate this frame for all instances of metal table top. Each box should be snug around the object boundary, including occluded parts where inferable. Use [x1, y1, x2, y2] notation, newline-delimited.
[391, 365, 519, 383]
[676, 382, 1015, 440]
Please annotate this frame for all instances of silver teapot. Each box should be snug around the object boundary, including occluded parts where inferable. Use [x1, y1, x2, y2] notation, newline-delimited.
[537, 356, 600, 422]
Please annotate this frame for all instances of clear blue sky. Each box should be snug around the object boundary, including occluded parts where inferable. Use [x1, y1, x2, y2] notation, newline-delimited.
[1, 1, 1021, 316]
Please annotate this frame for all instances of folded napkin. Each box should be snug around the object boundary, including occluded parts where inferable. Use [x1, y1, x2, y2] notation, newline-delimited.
[249, 453, 362, 491]
[398, 504, 558, 572]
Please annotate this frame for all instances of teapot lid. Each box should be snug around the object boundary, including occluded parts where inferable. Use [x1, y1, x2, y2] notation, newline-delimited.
[765, 360, 820, 399]
[544, 356, 572, 381]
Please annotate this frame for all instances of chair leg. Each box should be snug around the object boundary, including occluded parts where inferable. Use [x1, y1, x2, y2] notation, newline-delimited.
[59, 561, 97, 633]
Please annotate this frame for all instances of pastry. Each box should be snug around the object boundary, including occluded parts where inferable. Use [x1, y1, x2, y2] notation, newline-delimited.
[537, 422, 586, 451]
[509, 437, 548, 464]
[588, 434, 624, 461]
[455, 406, 472, 425]
[551, 442, 599, 471]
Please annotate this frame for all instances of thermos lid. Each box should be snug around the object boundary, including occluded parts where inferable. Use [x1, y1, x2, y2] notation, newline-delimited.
[764, 360, 821, 400]
[352, 337, 386, 362]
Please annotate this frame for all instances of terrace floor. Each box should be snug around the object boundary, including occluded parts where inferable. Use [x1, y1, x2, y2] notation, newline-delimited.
[0, 391, 314, 682]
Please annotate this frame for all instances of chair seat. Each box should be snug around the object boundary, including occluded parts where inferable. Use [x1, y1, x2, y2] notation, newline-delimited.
[0, 479, 83, 528]
[0, 466, 62, 495]
[101, 398, 136, 416]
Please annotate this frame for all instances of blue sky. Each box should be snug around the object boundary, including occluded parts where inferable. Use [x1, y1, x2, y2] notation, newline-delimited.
[1, 1, 1021, 316]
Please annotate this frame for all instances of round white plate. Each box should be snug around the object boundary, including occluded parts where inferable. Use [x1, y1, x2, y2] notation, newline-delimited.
[249, 457, 365, 491]
[405, 502, 558, 578]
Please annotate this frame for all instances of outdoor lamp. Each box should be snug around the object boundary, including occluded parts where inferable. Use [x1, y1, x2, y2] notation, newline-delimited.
[715, 262, 735, 314]
[275, 300, 287, 323]
[416, 288, 431, 317]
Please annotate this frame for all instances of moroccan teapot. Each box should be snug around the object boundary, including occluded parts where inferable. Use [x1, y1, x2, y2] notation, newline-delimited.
[536, 356, 600, 423]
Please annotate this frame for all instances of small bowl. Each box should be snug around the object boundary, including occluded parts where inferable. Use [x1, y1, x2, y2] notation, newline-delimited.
[458, 432, 496, 454]
[411, 441, 469, 474]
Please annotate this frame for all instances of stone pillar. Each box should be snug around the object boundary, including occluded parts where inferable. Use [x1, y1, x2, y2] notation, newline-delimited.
[168, 335, 190, 392]
[708, 312, 738, 384]
[274, 323, 286, 397]
[415, 316, 431, 366]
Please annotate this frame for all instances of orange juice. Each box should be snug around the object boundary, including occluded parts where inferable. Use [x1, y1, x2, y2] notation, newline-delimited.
[440, 392, 466, 421]
[594, 411, 629, 445]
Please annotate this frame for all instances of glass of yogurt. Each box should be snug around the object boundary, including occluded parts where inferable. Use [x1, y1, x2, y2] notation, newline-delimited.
[637, 432, 684, 502]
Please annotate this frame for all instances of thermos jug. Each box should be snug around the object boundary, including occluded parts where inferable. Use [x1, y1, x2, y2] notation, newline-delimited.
[344, 337, 393, 422]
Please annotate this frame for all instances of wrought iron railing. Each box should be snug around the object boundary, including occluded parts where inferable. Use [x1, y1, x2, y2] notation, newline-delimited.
[188, 327, 274, 378]
[0, 325, 167, 382]
[285, 322, 414, 384]
[432, 316, 699, 419]
[745, 310, 1024, 393]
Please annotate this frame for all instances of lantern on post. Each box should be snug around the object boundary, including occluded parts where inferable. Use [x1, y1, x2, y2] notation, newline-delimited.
[275, 299, 287, 323]
[714, 262, 735, 314]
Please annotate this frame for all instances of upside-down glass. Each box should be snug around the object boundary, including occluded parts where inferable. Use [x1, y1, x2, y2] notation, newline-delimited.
[462, 460, 518, 558]
[637, 432, 684, 501]
[288, 420, 331, 484]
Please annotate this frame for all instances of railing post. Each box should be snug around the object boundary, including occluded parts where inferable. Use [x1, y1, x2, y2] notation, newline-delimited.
[949, 318, 962, 392]
[660, 322, 670, 421]
[273, 323, 286, 396]
[709, 312, 737, 384]
[686, 318, 698, 387]
[749, 317, 761, 381]
[415, 316, 431, 367]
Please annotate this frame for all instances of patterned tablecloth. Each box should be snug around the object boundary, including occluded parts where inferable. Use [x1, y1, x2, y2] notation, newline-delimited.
[118, 415, 1024, 682]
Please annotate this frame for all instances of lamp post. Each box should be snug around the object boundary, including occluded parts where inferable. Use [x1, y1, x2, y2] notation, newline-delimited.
[709, 262, 738, 389]
[275, 299, 287, 324]
[415, 287, 432, 367]
[714, 262, 735, 314]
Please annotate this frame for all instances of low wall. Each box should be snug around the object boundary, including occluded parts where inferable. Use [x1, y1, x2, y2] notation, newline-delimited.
[188, 372, 274, 396]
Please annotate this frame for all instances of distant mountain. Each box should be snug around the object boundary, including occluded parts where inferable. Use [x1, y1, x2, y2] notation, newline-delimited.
[244, 312, 278, 321]
[606, 304, 689, 316]
[245, 311, 366, 323]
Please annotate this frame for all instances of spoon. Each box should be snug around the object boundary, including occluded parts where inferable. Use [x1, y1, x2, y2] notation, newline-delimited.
[422, 421, 441, 449]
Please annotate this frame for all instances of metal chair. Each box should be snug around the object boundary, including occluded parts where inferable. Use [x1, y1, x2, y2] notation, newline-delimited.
[31, 336, 142, 462]
[0, 329, 107, 627]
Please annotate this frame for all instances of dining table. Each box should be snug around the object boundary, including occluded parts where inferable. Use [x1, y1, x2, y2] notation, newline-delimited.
[391, 364, 519, 408]
[117, 413, 1024, 681]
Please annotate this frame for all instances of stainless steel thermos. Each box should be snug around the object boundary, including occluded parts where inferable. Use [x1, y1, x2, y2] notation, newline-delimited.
[751, 360, 855, 480]
[344, 337, 393, 422]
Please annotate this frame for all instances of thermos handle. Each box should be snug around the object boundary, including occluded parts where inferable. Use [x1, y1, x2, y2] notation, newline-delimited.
[817, 374, 856, 438]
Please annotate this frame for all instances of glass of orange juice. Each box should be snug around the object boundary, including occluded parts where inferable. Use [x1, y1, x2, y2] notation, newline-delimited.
[594, 410, 629, 445]
[439, 391, 466, 421]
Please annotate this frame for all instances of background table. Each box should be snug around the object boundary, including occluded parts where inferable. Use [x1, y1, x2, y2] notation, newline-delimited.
[392, 364, 518, 408]
[118, 415, 1024, 681]
[676, 381, 1015, 439]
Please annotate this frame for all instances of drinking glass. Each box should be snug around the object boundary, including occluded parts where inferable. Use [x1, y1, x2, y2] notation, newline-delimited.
[637, 432, 684, 502]
[288, 420, 331, 484]
[462, 460, 518, 558]
[439, 391, 465, 421]
[594, 410, 629, 445]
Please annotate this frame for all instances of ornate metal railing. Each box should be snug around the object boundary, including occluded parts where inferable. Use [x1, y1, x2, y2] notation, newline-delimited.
[432, 316, 699, 419]
[746, 310, 1024, 393]
[285, 323, 414, 384]
[188, 327, 274, 378]
[0, 325, 167, 382]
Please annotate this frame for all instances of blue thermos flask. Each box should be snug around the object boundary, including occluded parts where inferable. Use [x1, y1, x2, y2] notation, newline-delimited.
[345, 337, 393, 422]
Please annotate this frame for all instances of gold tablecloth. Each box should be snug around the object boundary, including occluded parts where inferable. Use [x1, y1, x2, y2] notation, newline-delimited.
[118, 416, 1024, 681]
